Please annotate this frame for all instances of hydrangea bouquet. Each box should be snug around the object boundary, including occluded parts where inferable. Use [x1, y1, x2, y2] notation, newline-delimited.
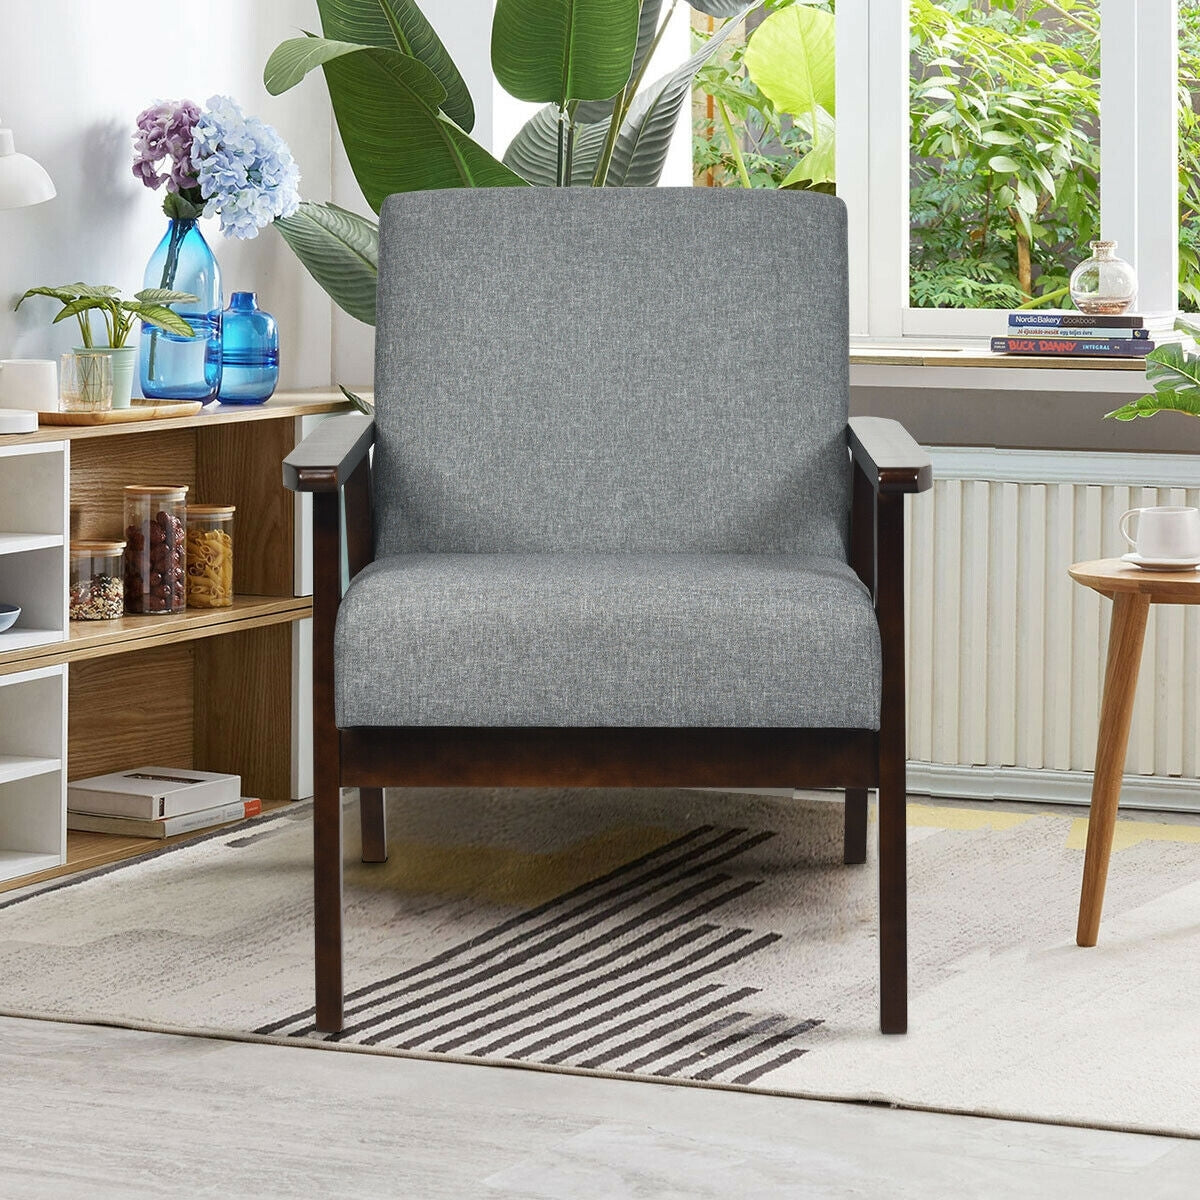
[132, 95, 300, 239]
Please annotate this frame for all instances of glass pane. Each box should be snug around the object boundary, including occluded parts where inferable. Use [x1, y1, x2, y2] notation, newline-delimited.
[691, 2, 836, 193]
[1180, 1, 1200, 311]
[909, 0, 1100, 310]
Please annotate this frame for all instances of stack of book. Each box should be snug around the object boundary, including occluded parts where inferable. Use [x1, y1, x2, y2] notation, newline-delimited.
[991, 312, 1157, 357]
[67, 767, 260, 839]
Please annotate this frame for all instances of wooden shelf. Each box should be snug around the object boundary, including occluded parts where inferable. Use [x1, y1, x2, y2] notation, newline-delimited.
[0, 628, 63, 656]
[0, 390, 354, 449]
[849, 345, 1147, 371]
[0, 755, 60, 786]
[0, 595, 312, 675]
[0, 533, 63, 556]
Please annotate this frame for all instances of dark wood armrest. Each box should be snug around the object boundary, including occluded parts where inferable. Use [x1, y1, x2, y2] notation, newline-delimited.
[283, 413, 376, 493]
[848, 416, 932, 494]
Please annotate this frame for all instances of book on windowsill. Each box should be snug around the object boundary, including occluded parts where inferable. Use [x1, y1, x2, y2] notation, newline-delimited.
[67, 797, 263, 839]
[990, 336, 1154, 357]
[67, 766, 241, 820]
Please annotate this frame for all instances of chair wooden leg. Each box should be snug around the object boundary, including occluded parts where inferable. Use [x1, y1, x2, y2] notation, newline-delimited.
[877, 492, 907, 1035]
[359, 786, 388, 864]
[314, 778, 344, 1033]
[844, 788, 868, 865]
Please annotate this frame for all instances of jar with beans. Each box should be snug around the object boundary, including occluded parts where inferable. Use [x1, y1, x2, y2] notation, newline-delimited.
[123, 485, 188, 614]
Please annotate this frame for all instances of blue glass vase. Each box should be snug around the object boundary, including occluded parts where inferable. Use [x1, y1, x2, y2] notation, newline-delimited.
[218, 292, 279, 404]
[139, 218, 222, 401]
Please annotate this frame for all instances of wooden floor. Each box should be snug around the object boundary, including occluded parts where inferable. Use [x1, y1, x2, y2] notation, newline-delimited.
[0, 799, 293, 896]
[0, 1015, 1196, 1198]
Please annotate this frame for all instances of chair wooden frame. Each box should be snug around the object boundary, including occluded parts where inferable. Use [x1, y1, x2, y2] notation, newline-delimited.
[284, 413, 931, 1035]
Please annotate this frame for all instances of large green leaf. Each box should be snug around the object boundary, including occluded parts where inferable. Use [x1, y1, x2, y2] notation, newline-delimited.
[605, 5, 752, 187]
[503, 104, 613, 185]
[687, 0, 755, 15]
[1105, 344, 1200, 421]
[492, 0, 641, 106]
[780, 113, 837, 189]
[315, 0, 475, 132]
[264, 36, 412, 96]
[274, 201, 380, 326]
[314, 43, 526, 210]
[575, 0, 664, 123]
[744, 4, 836, 125]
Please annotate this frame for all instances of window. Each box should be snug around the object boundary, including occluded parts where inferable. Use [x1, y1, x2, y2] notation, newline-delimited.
[694, 0, 1184, 342]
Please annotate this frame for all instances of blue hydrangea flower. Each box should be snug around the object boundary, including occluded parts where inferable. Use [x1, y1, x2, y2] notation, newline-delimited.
[190, 95, 301, 239]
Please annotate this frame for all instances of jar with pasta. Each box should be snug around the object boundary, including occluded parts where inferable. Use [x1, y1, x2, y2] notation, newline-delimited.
[186, 505, 235, 608]
[123, 485, 187, 615]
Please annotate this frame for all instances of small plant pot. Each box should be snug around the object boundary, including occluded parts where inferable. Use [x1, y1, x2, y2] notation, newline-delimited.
[79, 346, 137, 409]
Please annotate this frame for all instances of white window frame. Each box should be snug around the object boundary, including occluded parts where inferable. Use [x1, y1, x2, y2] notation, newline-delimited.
[838, 0, 1180, 343]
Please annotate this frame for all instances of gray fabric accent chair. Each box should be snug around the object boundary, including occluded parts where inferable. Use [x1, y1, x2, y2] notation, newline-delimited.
[284, 187, 931, 1036]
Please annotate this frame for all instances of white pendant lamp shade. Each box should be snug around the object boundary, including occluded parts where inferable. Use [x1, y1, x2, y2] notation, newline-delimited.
[0, 123, 55, 210]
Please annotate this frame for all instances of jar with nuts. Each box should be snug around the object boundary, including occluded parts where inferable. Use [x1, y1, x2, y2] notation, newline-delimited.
[123, 485, 188, 614]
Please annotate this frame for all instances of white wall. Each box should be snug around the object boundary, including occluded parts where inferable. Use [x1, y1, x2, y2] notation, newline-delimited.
[0, 0, 333, 390]
[0, 0, 496, 393]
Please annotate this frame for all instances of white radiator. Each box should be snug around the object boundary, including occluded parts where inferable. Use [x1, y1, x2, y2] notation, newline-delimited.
[905, 448, 1200, 811]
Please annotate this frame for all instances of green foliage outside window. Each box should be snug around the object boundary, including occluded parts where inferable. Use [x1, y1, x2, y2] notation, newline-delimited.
[694, 0, 1200, 311]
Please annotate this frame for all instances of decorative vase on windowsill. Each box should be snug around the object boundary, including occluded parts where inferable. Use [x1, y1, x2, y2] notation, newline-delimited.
[131, 96, 300, 401]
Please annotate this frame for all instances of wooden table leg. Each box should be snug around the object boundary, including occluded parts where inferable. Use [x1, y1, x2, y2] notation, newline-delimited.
[1076, 590, 1151, 947]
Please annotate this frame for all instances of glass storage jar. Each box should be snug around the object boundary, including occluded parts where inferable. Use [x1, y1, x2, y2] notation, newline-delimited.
[186, 505, 235, 608]
[123, 485, 188, 614]
[1069, 240, 1138, 315]
[69, 541, 125, 620]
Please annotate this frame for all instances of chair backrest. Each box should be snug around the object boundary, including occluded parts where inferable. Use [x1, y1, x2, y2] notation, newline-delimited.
[373, 187, 850, 558]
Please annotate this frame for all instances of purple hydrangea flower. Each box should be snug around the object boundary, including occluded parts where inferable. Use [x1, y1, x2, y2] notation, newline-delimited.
[189, 95, 301, 239]
[132, 100, 201, 193]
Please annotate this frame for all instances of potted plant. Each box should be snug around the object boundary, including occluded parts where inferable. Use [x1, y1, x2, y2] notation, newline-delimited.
[14, 283, 197, 409]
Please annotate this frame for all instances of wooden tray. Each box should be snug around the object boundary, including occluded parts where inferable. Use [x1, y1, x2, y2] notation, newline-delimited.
[40, 400, 204, 426]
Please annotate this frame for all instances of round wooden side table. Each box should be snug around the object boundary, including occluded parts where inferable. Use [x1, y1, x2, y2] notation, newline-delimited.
[1068, 558, 1200, 946]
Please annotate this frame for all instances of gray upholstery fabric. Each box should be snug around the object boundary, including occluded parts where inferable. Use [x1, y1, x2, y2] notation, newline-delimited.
[335, 554, 881, 729]
[372, 188, 850, 557]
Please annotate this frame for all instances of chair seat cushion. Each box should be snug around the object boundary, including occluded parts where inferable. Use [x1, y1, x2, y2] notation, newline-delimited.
[334, 554, 881, 730]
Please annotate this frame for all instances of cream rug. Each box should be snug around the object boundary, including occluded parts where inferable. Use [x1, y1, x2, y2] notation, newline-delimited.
[0, 788, 1198, 1137]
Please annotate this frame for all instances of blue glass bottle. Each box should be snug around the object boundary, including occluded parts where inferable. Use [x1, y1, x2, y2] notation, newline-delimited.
[218, 292, 279, 404]
[139, 218, 222, 401]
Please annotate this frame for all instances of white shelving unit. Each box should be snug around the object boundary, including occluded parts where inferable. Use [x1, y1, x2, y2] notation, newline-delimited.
[0, 440, 68, 655]
[0, 440, 69, 883]
[0, 664, 67, 882]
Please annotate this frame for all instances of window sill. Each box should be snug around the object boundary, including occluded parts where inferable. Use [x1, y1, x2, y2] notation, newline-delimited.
[849, 342, 1149, 393]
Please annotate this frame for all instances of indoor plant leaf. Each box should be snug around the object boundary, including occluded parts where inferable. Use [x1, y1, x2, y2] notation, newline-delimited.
[121, 303, 197, 339]
[134, 288, 201, 306]
[271, 40, 525, 211]
[264, 36, 444, 108]
[605, 5, 752, 187]
[1104, 344, 1200, 420]
[779, 109, 837, 189]
[314, 0, 476, 131]
[274, 201, 380, 326]
[502, 104, 613, 186]
[743, 3, 836, 124]
[50, 297, 99, 324]
[686, 0, 756, 16]
[575, 0, 665, 124]
[491, 0, 641, 105]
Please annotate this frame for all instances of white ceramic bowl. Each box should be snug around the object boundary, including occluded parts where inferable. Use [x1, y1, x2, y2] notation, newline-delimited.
[0, 604, 21, 633]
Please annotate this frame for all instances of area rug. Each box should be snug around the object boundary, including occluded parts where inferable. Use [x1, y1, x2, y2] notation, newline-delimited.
[1, 788, 1198, 1137]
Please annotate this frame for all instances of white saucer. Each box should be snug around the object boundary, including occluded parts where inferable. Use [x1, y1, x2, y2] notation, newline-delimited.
[1121, 551, 1200, 571]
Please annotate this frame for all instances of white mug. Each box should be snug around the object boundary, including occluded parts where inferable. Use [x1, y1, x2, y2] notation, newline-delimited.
[1119, 505, 1200, 560]
[0, 358, 58, 412]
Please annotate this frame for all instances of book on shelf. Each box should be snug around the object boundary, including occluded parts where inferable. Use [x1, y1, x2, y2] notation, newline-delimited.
[67, 766, 241, 820]
[1008, 325, 1149, 340]
[1007, 312, 1146, 329]
[990, 336, 1154, 357]
[67, 797, 262, 839]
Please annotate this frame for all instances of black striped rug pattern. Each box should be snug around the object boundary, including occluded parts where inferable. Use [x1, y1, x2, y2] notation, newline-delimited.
[259, 825, 823, 1085]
